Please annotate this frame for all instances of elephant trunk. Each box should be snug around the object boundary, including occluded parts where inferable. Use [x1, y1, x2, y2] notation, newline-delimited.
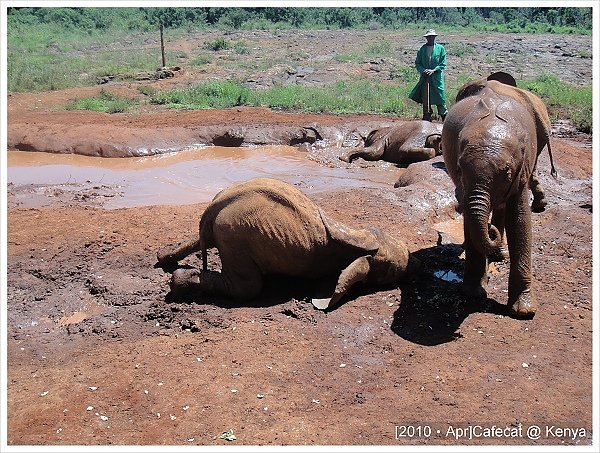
[466, 188, 503, 255]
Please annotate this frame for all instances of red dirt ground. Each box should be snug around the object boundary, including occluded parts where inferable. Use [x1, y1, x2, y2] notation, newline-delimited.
[5, 82, 594, 447]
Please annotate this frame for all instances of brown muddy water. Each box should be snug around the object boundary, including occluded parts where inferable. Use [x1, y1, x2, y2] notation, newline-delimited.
[8, 146, 398, 208]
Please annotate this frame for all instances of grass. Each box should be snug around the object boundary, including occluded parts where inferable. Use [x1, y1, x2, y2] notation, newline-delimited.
[520, 74, 593, 133]
[146, 75, 592, 130]
[150, 79, 416, 116]
[204, 37, 230, 51]
[7, 24, 178, 92]
[50, 72, 592, 132]
[150, 80, 252, 109]
[190, 54, 213, 67]
[335, 39, 397, 63]
[448, 42, 477, 57]
[63, 90, 138, 113]
[8, 22, 592, 131]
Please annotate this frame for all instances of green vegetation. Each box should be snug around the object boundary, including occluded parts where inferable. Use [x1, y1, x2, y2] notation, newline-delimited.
[143, 76, 591, 130]
[521, 74, 593, 133]
[7, 7, 593, 33]
[7, 7, 593, 131]
[448, 42, 477, 57]
[147, 79, 411, 115]
[63, 90, 138, 113]
[190, 54, 213, 67]
[205, 37, 230, 51]
[150, 80, 252, 110]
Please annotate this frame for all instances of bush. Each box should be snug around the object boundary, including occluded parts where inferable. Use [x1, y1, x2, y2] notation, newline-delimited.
[205, 37, 230, 51]
[63, 90, 138, 113]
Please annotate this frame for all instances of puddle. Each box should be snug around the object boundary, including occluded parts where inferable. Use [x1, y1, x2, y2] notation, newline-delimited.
[433, 269, 463, 283]
[7, 146, 399, 208]
[58, 302, 106, 326]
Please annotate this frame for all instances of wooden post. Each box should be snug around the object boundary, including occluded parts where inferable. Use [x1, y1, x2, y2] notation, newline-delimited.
[160, 24, 166, 68]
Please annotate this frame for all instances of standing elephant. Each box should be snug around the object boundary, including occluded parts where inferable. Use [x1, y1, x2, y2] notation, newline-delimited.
[156, 178, 421, 310]
[442, 86, 542, 317]
[456, 72, 557, 212]
[339, 120, 442, 165]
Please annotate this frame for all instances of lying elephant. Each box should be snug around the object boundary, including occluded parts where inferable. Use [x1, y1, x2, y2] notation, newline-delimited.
[456, 71, 557, 212]
[157, 178, 421, 310]
[442, 83, 542, 318]
[339, 120, 443, 165]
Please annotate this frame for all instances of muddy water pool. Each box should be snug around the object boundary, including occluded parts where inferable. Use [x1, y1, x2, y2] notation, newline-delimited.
[8, 146, 398, 208]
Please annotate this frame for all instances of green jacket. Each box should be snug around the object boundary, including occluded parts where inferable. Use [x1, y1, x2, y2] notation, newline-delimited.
[409, 43, 447, 106]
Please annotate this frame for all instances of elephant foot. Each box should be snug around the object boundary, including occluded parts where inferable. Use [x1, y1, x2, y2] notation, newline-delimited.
[508, 290, 537, 318]
[170, 268, 202, 297]
[531, 196, 547, 213]
[462, 282, 487, 299]
[488, 245, 509, 263]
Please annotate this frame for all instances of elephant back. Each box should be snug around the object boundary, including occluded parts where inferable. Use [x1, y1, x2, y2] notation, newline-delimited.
[203, 178, 332, 275]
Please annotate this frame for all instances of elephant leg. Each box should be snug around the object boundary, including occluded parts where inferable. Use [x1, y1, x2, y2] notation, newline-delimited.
[397, 146, 437, 164]
[340, 142, 385, 163]
[489, 207, 509, 262]
[530, 173, 547, 213]
[462, 218, 488, 299]
[505, 190, 537, 318]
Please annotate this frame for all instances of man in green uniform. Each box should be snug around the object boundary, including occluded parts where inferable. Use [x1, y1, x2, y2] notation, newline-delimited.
[409, 29, 448, 122]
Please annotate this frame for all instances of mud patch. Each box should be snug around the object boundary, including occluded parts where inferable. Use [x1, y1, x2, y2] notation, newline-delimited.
[8, 146, 400, 208]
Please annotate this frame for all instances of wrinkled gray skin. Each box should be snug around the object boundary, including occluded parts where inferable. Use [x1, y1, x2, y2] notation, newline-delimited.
[340, 120, 443, 165]
[157, 178, 421, 310]
[442, 87, 540, 317]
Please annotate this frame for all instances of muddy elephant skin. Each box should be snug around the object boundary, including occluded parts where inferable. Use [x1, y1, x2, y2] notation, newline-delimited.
[340, 120, 443, 166]
[442, 86, 541, 318]
[157, 178, 420, 310]
[457, 73, 557, 212]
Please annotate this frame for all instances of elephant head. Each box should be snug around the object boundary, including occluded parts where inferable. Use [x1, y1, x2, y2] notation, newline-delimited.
[311, 212, 421, 310]
[425, 133, 442, 156]
[446, 91, 537, 256]
[456, 72, 557, 178]
[458, 141, 522, 256]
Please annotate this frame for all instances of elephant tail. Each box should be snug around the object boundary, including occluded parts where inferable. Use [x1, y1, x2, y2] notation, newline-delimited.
[547, 141, 558, 179]
[157, 208, 214, 267]
[156, 237, 202, 266]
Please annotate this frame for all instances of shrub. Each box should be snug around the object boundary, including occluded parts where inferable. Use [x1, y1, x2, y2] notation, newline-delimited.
[63, 90, 138, 113]
[205, 37, 230, 51]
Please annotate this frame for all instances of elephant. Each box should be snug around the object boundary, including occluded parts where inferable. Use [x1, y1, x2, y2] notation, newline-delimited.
[456, 72, 557, 212]
[339, 120, 443, 165]
[442, 85, 543, 317]
[156, 178, 421, 310]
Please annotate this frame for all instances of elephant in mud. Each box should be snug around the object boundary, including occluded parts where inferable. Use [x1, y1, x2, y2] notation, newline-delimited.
[456, 72, 557, 212]
[442, 84, 545, 318]
[339, 120, 443, 165]
[156, 178, 421, 311]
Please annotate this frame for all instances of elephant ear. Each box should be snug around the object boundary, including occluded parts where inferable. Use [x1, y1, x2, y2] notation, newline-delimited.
[456, 78, 486, 102]
[312, 256, 371, 311]
[364, 127, 390, 147]
[319, 209, 380, 253]
[425, 133, 442, 155]
[487, 71, 517, 87]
